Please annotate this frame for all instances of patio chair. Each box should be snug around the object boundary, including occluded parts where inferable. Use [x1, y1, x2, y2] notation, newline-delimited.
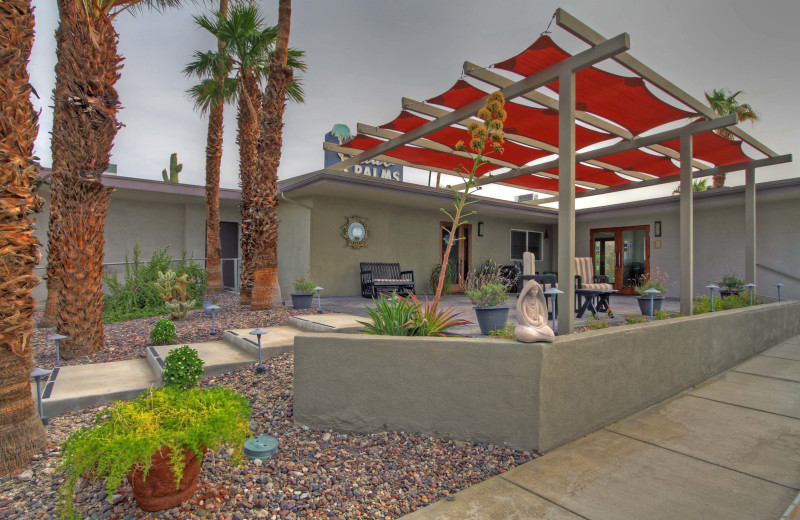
[574, 257, 613, 309]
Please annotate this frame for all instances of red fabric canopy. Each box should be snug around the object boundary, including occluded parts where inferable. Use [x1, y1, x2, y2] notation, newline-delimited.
[426, 80, 612, 149]
[380, 111, 551, 167]
[544, 164, 634, 187]
[661, 131, 753, 166]
[344, 134, 498, 175]
[594, 148, 679, 177]
[505, 175, 589, 193]
[495, 36, 695, 136]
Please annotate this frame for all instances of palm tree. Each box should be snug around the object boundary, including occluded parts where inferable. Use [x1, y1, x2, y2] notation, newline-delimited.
[185, 3, 305, 305]
[0, 0, 48, 475]
[42, 0, 183, 358]
[705, 88, 760, 188]
[249, 0, 293, 310]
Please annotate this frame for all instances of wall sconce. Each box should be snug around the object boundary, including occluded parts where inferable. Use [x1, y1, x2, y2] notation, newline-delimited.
[477, 222, 484, 237]
[654, 221, 662, 237]
[544, 229, 550, 240]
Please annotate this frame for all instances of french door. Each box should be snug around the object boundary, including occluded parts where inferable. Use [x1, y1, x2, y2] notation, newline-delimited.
[590, 225, 650, 295]
[440, 222, 472, 292]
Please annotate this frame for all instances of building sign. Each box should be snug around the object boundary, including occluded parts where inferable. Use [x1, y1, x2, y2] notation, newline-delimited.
[324, 131, 404, 182]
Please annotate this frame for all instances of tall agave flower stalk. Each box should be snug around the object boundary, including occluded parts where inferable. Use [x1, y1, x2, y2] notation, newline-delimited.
[433, 91, 506, 310]
[0, 0, 47, 474]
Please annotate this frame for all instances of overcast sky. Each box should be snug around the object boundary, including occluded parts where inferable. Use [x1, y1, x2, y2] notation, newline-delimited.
[28, 0, 800, 208]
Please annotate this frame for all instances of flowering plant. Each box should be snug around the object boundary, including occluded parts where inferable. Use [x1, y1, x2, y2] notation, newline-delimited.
[433, 91, 507, 308]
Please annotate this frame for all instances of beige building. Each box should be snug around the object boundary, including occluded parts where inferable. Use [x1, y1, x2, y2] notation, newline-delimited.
[33, 169, 800, 305]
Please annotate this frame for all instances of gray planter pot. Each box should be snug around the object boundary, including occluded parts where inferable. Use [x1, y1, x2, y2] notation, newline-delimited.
[474, 306, 509, 335]
[637, 296, 664, 316]
[291, 293, 314, 310]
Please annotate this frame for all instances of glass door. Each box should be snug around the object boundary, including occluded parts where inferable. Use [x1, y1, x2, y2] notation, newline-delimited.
[441, 222, 472, 292]
[590, 225, 650, 295]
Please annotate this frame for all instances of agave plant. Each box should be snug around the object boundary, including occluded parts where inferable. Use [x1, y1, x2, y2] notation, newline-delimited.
[359, 293, 470, 336]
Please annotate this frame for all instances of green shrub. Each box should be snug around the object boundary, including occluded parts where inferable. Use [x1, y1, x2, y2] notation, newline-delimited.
[586, 314, 609, 329]
[162, 345, 205, 389]
[359, 293, 469, 336]
[58, 386, 250, 519]
[719, 272, 744, 294]
[429, 263, 454, 295]
[466, 283, 508, 307]
[292, 277, 317, 294]
[653, 310, 670, 320]
[102, 242, 206, 323]
[634, 267, 670, 297]
[489, 322, 516, 340]
[150, 318, 177, 346]
[625, 315, 647, 325]
[694, 291, 763, 314]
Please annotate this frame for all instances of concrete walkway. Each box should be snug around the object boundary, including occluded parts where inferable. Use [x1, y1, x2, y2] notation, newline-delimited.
[403, 333, 800, 520]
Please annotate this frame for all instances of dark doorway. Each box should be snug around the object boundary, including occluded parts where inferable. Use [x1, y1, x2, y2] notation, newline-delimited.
[219, 222, 239, 290]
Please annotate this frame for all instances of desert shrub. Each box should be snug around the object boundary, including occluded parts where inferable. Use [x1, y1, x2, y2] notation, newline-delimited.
[162, 345, 205, 389]
[466, 283, 508, 307]
[293, 277, 317, 294]
[489, 322, 516, 340]
[103, 242, 206, 323]
[150, 318, 177, 346]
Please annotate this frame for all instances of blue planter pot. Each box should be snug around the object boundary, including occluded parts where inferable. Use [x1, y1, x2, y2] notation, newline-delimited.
[291, 293, 313, 310]
[474, 306, 509, 335]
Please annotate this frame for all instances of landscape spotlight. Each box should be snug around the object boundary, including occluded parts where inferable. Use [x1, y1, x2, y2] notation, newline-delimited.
[705, 284, 719, 312]
[31, 368, 53, 425]
[47, 334, 66, 367]
[543, 287, 564, 336]
[314, 286, 324, 314]
[206, 304, 220, 334]
[643, 288, 661, 319]
[250, 328, 269, 374]
[743, 283, 756, 306]
[774, 282, 784, 302]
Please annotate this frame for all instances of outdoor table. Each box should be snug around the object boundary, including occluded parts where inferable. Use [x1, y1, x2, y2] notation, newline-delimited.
[575, 289, 618, 318]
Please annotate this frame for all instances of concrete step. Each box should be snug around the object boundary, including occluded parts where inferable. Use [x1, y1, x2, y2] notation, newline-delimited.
[223, 326, 299, 360]
[41, 358, 161, 417]
[288, 313, 365, 333]
[146, 341, 256, 380]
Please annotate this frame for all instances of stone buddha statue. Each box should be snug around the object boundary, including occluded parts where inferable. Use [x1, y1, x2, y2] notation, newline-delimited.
[515, 254, 555, 343]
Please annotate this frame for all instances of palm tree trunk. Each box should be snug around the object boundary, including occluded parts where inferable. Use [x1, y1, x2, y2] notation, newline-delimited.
[249, 0, 292, 310]
[0, 0, 47, 475]
[203, 0, 229, 295]
[712, 128, 736, 188]
[50, 0, 119, 358]
[238, 71, 262, 305]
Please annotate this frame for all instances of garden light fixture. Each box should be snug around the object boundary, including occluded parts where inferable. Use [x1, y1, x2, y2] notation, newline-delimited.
[644, 287, 661, 319]
[31, 368, 53, 425]
[48, 334, 66, 367]
[206, 304, 220, 334]
[743, 283, 756, 306]
[250, 328, 269, 374]
[775, 282, 784, 302]
[543, 287, 564, 336]
[314, 286, 324, 314]
[705, 284, 719, 312]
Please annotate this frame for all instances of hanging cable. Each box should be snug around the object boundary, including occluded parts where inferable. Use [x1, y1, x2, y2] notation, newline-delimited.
[542, 12, 556, 35]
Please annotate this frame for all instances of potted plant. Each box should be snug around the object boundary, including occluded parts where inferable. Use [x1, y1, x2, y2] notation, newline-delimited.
[718, 272, 744, 298]
[466, 262, 512, 335]
[58, 386, 251, 518]
[291, 277, 317, 309]
[634, 268, 669, 316]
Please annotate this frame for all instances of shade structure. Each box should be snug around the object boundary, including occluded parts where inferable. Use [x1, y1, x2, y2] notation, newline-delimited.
[594, 148, 679, 177]
[661, 130, 753, 166]
[426, 80, 613, 150]
[495, 35, 696, 136]
[380, 111, 551, 167]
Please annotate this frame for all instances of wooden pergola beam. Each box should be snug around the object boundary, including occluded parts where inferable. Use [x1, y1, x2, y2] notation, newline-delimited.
[555, 8, 777, 158]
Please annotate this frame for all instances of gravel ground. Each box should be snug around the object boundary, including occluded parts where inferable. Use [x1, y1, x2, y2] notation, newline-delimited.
[4, 299, 536, 519]
[31, 293, 321, 368]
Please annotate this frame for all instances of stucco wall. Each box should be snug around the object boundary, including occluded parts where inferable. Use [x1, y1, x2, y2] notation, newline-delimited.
[276, 198, 312, 298]
[576, 196, 800, 301]
[294, 301, 800, 452]
[306, 196, 553, 297]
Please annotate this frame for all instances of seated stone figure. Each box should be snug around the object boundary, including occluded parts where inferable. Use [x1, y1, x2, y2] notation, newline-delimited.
[515, 261, 555, 343]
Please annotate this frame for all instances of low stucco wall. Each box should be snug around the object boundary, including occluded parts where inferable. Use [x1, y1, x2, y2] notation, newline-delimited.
[293, 301, 800, 452]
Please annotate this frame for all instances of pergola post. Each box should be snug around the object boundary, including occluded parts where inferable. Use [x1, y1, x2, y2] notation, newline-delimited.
[679, 134, 693, 315]
[557, 71, 576, 335]
[745, 165, 756, 285]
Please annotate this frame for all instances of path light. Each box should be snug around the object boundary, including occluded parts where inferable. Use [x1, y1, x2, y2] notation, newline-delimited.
[31, 368, 52, 425]
[543, 287, 564, 336]
[47, 334, 66, 367]
[314, 286, 324, 314]
[644, 288, 661, 319]
[743, 283, 756, 306]
[206, 304, 220, 334]
[775, 282, 784, 302]
[705, 284, 719, 312]
[250, 329, 269, 374]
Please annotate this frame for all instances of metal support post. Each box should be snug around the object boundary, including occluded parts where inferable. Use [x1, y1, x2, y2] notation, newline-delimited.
[557, 70, 576, 335]
[745, 166, 757, 285]
[679, 134, 694, 315]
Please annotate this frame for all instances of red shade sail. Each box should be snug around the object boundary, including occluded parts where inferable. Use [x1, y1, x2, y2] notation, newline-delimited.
[426, 80, 611, 149]
[380, 111, 551, 167]
[506, 175, 589, 193]
[661, 131, 753, 166]
[594, 148, 679, 177]
[542, 164, 633, 187]
[495, 36, 696, 136]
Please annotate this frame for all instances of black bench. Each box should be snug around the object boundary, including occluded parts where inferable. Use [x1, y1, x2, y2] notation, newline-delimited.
[360, 262, 415, 299]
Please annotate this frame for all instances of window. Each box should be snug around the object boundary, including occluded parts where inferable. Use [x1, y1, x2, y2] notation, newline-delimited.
[511, 229, 543, 262]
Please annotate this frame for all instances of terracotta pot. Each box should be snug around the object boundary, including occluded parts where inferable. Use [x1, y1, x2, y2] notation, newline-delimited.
[128, 446, 207, 512]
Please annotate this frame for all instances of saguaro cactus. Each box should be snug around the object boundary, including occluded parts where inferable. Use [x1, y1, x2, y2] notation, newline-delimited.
[161, 153, 183, 183]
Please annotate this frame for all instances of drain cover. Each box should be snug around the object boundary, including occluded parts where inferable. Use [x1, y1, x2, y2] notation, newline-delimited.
[243, 435, 279, 460]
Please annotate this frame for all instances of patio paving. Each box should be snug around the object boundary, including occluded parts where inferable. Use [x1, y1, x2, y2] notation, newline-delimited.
[403, 334, 800, 520]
